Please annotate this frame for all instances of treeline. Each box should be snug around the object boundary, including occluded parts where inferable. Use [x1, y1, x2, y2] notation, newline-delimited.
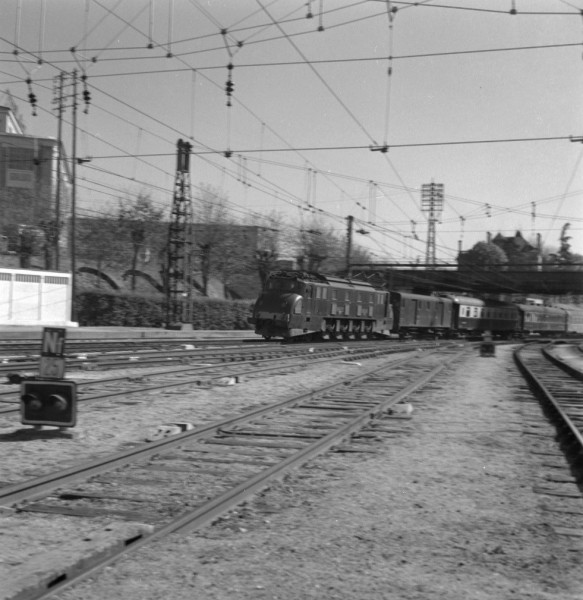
[3, 184, 373, 298]
[74, 185, 373, 298]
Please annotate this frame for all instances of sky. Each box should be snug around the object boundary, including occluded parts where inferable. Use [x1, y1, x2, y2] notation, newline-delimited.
[1, 0, 582, 265]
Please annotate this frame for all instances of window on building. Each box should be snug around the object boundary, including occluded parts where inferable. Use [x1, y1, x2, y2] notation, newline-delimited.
[6, 147, 35, 189]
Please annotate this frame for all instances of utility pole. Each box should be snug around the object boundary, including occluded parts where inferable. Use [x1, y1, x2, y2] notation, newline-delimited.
[346, 215, 354, 277]
[71, 70, 78, 322]
[52, 72, 64, 270]
[49, 70, 90, 322]
[166, 139, 194, 329]
[421, 182, 444, 267]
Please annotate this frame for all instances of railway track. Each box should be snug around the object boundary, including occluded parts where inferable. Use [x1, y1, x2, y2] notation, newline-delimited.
[0, 338, 270, 374]
[0, 336, 260, 358]
[513, 342, 583, 538]
[1, 345, 466, 600]
[514, 342, 583, 458]
[0, 340, 429, 416]
[0, 337, 422, 375]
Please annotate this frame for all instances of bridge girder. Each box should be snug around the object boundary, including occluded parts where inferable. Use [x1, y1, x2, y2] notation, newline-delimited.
[348, 264, 583, 296]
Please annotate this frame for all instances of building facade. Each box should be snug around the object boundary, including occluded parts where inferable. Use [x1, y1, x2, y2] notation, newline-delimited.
[0, 91, 71, 271]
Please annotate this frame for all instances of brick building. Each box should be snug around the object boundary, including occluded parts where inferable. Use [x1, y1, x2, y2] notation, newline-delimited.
[0, 91, 71, 270]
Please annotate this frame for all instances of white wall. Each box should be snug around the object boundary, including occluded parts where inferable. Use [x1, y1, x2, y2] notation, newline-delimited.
[0, 268, 75, 326]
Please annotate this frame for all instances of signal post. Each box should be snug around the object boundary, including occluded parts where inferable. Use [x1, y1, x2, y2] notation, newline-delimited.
[20, 328, 77, 430]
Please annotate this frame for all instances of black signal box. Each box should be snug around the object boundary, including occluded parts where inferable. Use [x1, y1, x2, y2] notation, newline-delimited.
[20, 379, 77, 428]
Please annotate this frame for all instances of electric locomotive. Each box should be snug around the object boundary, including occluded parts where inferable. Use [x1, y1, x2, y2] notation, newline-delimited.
[249, 271, 392, 341]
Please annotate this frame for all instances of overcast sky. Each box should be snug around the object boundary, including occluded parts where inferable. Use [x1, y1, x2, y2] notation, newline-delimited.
[1, 0, 582, 263]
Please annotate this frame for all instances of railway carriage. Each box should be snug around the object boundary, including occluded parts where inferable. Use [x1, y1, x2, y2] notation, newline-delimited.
[437, 293, 520, 338]
[553, 304, 583, 335]
[515, 304, 567, 334]
[479, 300, 520, 338]
[390, 292, 453, 339]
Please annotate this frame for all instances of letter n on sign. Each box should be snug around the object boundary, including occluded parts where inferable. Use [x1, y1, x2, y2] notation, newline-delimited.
[39, 327, 66, 379]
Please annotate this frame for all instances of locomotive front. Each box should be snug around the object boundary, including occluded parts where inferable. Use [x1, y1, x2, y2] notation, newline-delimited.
[249, 275, 304, 339]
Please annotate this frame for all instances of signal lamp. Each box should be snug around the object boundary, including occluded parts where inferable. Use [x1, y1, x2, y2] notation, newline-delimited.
[20, 380, 77, 428]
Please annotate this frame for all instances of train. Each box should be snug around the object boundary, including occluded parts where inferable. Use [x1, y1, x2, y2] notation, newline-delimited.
[248, 270, 583, 341]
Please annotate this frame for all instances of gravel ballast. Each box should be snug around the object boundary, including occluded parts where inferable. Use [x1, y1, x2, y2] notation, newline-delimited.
[3, 345, 583, 599]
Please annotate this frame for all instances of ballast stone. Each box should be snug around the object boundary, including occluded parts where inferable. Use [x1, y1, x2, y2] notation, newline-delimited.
[388, 403, 414, 416]
[146, 422, 194, 442]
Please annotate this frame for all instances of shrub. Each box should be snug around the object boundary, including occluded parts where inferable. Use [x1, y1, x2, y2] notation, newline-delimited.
[75, 290, 254, 330]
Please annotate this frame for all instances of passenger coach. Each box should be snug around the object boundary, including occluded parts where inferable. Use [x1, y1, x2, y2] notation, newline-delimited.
[554, 304, 583, 335]
[436, 293, 520, 338]
[516, 304, 569, 334]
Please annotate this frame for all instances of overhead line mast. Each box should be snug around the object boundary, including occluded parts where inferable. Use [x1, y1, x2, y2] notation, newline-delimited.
[166, 138, 194, 329]
[421, 182, 444, 268]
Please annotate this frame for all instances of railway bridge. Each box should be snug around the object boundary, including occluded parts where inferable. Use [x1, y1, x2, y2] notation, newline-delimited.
[348, 263, 583, 297]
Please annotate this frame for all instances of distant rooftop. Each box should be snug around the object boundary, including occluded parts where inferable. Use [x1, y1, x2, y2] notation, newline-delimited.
[0, 89, 25, 134]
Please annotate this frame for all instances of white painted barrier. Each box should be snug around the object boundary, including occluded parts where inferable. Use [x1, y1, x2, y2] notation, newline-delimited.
[0, 268, 76, 326]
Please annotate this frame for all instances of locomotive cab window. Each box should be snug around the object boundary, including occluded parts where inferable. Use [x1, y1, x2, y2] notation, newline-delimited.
[268, 279, 297, 292]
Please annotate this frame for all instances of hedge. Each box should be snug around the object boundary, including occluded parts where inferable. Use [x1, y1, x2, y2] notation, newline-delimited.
[75, 290, 255, 329]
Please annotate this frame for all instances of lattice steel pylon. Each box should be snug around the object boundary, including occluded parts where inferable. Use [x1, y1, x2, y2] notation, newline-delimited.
[166, 139, 194, 328]
[421, 182, 444, 267]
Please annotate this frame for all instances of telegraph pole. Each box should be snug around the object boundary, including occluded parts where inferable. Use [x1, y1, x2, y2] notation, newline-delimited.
[50, 70, 90, 321]
[52, 72, 64, 270]
[70, 71, 78, 321]
[421, 182, 444, 267]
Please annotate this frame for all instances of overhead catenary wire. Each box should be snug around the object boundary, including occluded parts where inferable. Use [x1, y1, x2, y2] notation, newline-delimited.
[1, 0, 581, 264]
[82, 134, 581, 157]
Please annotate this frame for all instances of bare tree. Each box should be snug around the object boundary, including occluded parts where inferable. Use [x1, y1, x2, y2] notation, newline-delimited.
[295, 218, 330, 272]
[558, 223, 574, 265]
[77, 209, 124, 286]
[192, 184, 233, 296]
[117, 192, 164, 291]
[244, 211, 284, 287]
